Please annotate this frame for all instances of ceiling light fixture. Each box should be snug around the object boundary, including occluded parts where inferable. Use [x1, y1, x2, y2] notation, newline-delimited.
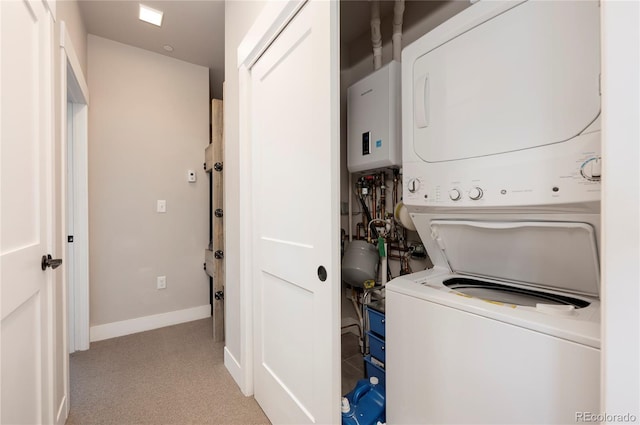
[139, 4, 163, 27]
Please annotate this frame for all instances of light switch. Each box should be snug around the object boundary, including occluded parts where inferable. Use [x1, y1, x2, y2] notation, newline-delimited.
[157, 200, 166, 213]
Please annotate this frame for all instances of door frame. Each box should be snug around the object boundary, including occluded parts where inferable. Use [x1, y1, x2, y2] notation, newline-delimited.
[232, 0, 307, 396]
[58, 22, 89, 416]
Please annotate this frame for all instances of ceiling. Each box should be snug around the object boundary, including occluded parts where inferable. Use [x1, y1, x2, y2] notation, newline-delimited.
[78, 1, 393, 100]
[79, 0, 225, 99]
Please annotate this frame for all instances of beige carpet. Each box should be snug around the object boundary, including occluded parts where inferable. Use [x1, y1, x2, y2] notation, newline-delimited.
[67, 318, 270, 425]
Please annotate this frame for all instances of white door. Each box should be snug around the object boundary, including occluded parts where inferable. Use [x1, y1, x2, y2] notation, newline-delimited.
[249, 1, 340, 423]
[1, 0, 56, 423]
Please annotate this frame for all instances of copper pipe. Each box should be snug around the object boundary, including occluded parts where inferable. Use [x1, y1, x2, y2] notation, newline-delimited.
[380, 171, 387, 220]
[372, 178, 377, 220]
[393, 172, 398, 211]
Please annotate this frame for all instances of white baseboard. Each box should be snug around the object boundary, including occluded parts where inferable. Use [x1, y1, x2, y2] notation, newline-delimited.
[90, 305, 211, 342]
[225, 346, 250, 395]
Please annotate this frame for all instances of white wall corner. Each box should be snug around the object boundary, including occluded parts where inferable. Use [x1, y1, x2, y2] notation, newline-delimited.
[237, 65, 254, 398]
[89, 305, 211, 342]
[224, 347, 252, 396]
[59, 21, 89, 105]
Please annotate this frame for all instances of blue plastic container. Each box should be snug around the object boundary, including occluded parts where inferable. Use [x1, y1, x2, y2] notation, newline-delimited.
[364, 355, 385, 388]
[341, 377, 385, 425]
[367, 331, 385, 363]
[367, 307, 385, 338]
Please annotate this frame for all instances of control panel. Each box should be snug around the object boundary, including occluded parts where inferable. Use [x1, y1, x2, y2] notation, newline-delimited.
[403, 132, 601, 208]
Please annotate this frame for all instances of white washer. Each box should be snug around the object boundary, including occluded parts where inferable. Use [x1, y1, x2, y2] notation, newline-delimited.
[387, 0, 602, 423]
[386, 215, 600, 424]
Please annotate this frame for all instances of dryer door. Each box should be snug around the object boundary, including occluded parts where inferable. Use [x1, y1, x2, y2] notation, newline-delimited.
[412, 0, 600, 163]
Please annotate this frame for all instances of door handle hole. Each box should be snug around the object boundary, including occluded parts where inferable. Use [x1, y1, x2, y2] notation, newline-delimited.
[317, 266, 327, 282]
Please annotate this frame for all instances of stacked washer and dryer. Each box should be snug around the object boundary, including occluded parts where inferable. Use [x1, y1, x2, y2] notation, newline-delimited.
[386, 1, 602, 423]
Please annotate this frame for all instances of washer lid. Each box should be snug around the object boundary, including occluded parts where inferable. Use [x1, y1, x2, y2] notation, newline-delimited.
[429, 220, 600, 296]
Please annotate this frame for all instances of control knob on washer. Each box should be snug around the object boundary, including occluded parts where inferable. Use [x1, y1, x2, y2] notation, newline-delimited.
[469, 187, 483, 200]
[407, 178, 420, 193]
[449, 189, 461, 201]
[580, 157, 602, 181]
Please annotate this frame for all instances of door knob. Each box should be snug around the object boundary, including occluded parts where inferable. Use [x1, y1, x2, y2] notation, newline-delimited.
[41, 254, 62, 271]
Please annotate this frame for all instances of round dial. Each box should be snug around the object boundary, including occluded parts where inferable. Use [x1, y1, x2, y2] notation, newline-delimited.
[449, 189, 461, 201]
[580, 157, 601, 181]
[407, 178, 420, 193]
[468, 187, 483, 200]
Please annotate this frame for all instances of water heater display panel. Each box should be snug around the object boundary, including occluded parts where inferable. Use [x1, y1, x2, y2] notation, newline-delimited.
[362, 131, 371, 155]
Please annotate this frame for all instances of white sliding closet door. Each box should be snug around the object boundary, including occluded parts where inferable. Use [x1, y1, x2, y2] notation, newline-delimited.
[245, 1, 340, 423]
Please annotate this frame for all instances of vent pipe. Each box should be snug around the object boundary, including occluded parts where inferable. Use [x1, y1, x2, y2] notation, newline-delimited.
[371, 1, 382, 70]
[392, 0, 405, 62]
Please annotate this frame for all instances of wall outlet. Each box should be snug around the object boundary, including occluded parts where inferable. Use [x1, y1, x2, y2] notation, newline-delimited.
[187, 170, 196, 182]
[157, 200, 166, 213]
[157, 276, 167, 289]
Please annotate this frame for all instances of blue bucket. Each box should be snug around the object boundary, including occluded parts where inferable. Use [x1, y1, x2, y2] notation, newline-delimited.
[341, 377, 385, 425]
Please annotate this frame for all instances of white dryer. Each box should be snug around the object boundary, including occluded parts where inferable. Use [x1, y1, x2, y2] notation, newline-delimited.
[386, 0, 602, 423]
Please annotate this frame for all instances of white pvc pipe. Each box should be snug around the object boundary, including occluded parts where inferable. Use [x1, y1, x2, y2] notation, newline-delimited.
[371, 0, 382, 70]
[392, 0, 405, 62]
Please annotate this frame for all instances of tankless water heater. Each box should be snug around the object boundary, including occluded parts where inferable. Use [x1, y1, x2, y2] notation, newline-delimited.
[347, 61, 401, 173]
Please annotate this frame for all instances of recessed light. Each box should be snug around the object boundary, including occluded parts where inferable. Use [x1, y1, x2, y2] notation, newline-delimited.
[163, 45, 174, 52]
[139, 4, 163, 27]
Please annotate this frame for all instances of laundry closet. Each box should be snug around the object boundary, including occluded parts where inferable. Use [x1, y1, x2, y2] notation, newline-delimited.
[338, 0, 471, 415]
[338, 1, 603, 423]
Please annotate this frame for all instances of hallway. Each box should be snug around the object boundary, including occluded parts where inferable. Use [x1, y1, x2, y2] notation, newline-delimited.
[67, 319, 269, 425]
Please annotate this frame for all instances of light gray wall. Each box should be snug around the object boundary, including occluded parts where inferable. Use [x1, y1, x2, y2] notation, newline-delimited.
[224, 0, 265, 387]
[57, 0, 88, 77]
[87, 35, 209, 326]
